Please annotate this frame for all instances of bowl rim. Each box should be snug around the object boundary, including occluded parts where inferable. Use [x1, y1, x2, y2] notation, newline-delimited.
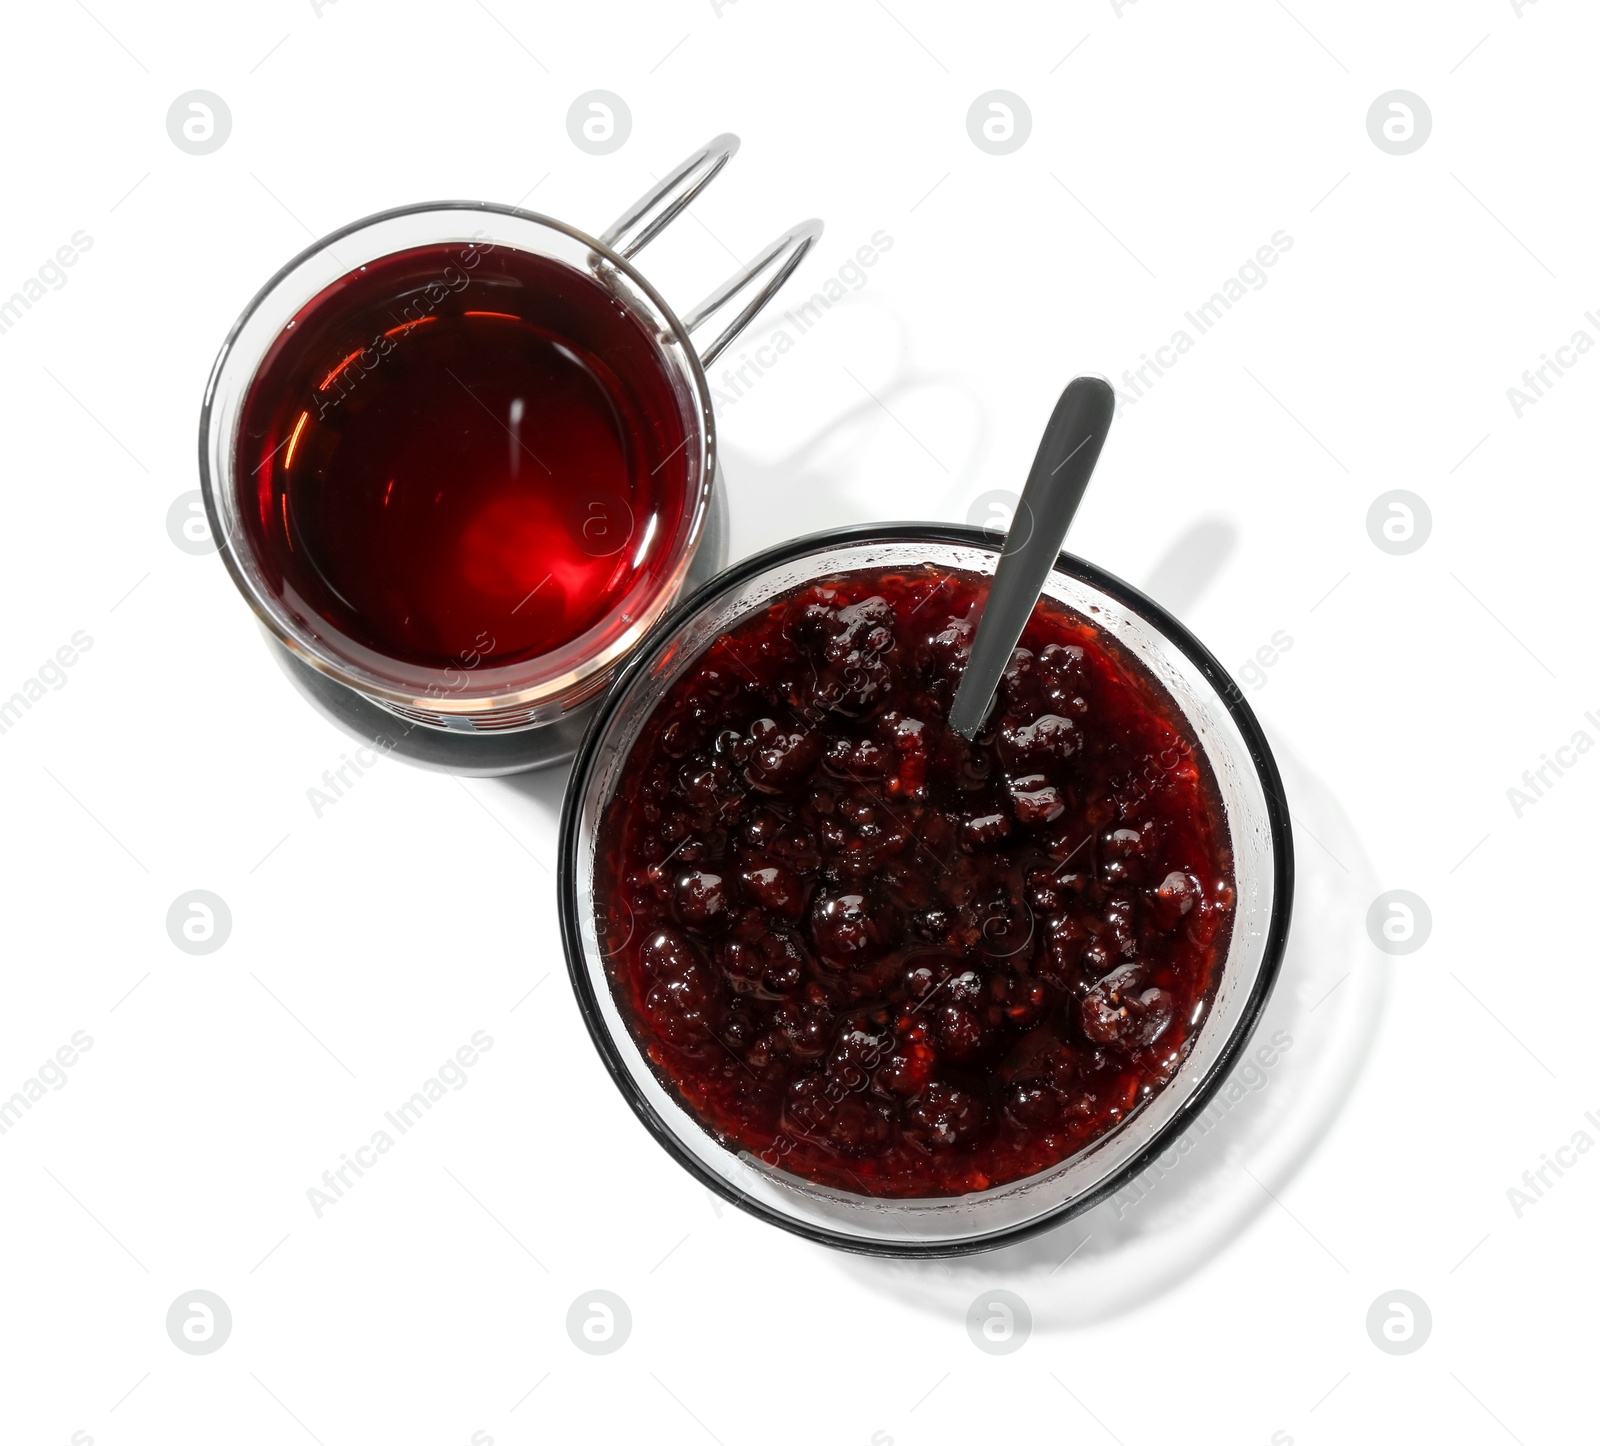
[557, 521, 1295, 1257]
[196, 199, 718, 715]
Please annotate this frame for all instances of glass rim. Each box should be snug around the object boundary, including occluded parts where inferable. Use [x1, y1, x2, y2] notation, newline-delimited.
[557, 520, 1297, 1257]
[197, 199, 719, 715]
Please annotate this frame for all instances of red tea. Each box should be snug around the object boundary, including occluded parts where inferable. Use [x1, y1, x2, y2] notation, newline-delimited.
[234, 241, 695, 671]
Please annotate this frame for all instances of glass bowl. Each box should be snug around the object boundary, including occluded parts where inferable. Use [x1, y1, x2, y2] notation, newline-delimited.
[558, 523, 1294, 1255]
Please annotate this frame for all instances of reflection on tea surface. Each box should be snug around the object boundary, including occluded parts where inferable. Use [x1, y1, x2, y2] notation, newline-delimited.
[236, 243, 693, 670]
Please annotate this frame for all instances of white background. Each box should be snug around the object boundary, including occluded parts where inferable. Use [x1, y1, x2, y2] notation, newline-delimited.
[1, 1, 1593, 1442]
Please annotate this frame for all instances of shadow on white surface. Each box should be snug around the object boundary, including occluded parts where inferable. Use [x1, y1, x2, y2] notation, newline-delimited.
[496, 761, 567, 818]
[1139, 515, 1240, 618]
[714, 397, 987, 563]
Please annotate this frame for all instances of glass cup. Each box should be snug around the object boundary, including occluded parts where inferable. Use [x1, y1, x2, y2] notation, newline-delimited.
[199, 135, 820, 748]
[559, 524, 1295, 1256]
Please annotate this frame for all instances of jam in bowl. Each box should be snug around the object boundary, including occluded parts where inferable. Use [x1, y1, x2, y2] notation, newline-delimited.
[560, 525, 1293, 1255]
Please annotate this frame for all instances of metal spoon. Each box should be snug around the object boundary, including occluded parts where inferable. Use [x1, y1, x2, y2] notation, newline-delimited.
[947, 375, 1116, 740]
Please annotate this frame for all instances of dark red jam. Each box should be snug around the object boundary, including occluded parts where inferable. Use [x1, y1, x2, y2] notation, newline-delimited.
[598, 566, 1235, 1198]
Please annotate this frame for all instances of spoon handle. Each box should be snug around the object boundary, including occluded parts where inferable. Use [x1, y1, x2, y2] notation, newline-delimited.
[947, 376, 1116, 740]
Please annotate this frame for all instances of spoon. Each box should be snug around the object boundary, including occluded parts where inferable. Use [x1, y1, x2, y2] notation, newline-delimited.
[947, 375, 1116, 740]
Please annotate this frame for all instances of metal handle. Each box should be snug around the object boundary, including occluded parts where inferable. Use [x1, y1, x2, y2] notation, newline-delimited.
[681, 218, 824, 366]
[598, 134, 824, 369]
[600, 133, 741, 260]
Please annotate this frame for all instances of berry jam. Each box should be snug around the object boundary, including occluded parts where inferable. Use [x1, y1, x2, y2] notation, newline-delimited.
[598, 566, 1235, 1198]
[234, 241, 693, 670]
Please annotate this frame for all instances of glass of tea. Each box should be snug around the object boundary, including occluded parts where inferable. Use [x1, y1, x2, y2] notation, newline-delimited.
[199, 135, 820, 757]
